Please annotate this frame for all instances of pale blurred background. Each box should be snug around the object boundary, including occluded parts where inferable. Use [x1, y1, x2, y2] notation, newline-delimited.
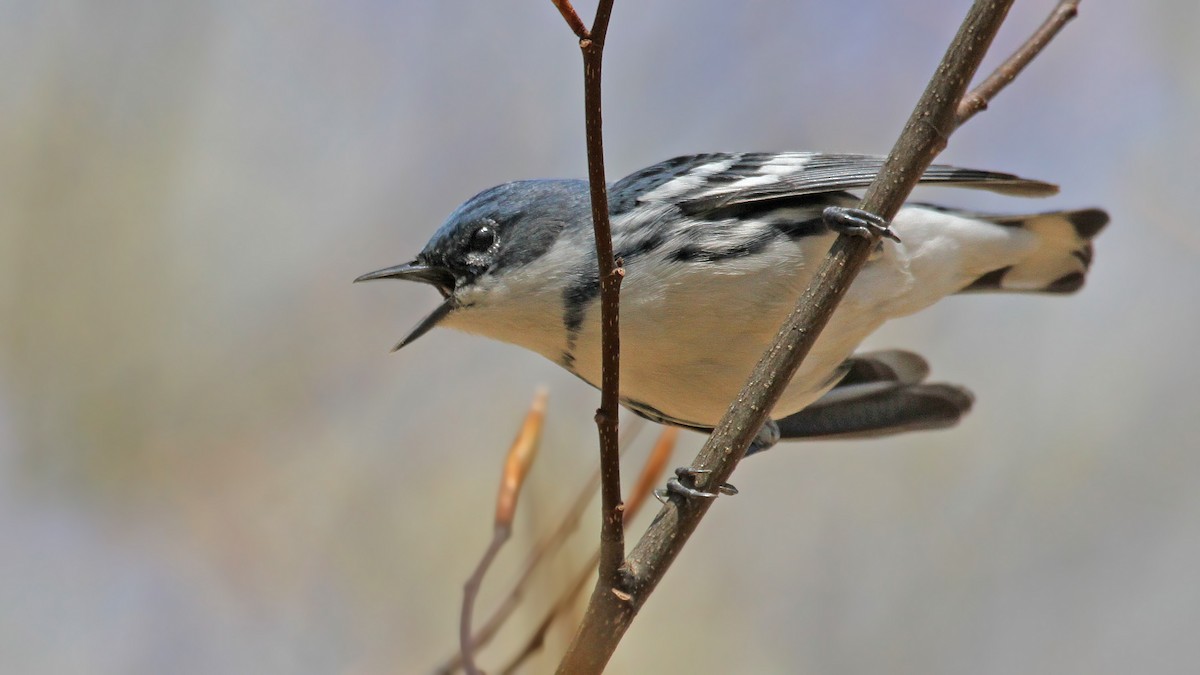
[2, 1, 1198, 673]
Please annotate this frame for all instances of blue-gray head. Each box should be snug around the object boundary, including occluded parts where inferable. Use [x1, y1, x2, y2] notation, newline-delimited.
[356, 179, 591, 350]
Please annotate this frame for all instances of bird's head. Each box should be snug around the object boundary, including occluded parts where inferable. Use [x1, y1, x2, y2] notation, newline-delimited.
[356, 179, 590, 351]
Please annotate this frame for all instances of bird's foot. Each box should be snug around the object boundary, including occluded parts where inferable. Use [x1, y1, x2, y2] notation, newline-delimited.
[823, 206, 900, 243]
[654, 467, 738, 503]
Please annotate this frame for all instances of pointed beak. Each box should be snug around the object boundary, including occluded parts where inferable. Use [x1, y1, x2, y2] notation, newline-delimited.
[391, 297, 454, 351]
[354, 261, 455, 296]
[356, 261, 458, 351]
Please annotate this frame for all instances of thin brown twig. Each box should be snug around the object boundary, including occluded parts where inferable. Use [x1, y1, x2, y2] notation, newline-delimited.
[460, 389, 547, 675]
[956, 0, 1082, 127]
[499, 427, 677, 675]
[549, 0, 589, 40]
[548, 0, 627, 612]
[556, 0, 1093, 670]
[580, 0, 624, 593]
[589, 0, 615, 45]
[433, 417, 645, 675]
[494, 390, 549, 527]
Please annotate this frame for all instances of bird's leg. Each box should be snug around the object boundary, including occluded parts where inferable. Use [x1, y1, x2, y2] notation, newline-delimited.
[823, 205, 900, 243]
[654, 466, 738, 502]
[743, 419, 780, 457]
[654, 421, 780, 502]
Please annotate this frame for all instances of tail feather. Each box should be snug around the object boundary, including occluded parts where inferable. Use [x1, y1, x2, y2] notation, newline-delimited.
[769, 350, 974, 443]
[958, 207, 1108, 294]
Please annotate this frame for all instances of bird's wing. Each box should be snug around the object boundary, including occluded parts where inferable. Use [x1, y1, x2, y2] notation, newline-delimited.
[610, 152, 1058, 217]
[766, 350, 974, 443]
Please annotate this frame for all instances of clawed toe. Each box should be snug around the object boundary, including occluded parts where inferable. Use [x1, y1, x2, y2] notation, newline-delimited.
[823, 205, 900, 243]
[654, 466, 738, 503]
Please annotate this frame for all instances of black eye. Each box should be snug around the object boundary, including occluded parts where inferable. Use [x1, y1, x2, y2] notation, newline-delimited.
[468, 222, 497, 253]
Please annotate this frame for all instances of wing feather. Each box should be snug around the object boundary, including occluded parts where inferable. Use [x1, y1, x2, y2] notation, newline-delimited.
[610, 152, 1058, 217]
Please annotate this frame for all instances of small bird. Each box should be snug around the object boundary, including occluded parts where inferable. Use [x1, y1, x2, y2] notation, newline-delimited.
[358, 152, 1106, 464]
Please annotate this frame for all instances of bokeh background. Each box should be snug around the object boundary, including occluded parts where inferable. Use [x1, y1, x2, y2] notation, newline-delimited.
[2, 1, 1197, 673]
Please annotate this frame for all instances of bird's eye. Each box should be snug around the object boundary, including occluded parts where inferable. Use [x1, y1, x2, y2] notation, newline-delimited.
[468, 223, 497, 253]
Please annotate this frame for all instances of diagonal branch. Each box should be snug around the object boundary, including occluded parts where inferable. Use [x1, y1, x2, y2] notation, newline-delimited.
[549, 0, 589, 40]
[555, 0, 1092, 671]
[957, 0, 1082, 126]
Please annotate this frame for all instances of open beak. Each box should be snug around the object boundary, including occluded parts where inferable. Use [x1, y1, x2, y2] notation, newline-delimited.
[355, 261, 457, 351]
[355, 262, 454, 293]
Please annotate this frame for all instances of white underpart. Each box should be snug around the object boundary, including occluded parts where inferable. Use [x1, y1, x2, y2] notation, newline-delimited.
[446, 205, 1045, 428]
[442, 242, 576, 355]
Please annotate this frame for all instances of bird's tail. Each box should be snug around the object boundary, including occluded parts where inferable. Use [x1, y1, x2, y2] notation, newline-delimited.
[957, 208, 1108, 294]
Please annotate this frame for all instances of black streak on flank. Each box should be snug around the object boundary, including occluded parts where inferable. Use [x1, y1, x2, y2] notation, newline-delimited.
[620, 396, 711, 433]
[562, 274, 600, 334]
[669, 230, 775, 263]
[681, 192, 839, 221]
[615, 230, 668, 263]
[773, 217, 830, 241]
[561, 272, 600, 365]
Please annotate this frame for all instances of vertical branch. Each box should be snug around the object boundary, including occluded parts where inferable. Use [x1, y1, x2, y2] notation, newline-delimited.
[433, 418, 645, 675]
[496, 427, 676, 675]
[556, 1, 1041, 672]
[550, 0, 626, 593]
[580, 15, 625, 588]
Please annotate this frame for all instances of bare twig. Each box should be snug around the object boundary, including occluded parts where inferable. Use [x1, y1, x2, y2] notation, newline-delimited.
[434, 418, 645, 675]
[548, 0, 626, 616]
[494, 391, 548, 527]
[957, 0, 1082, 126]
[499, 428, 677, 675]
[549, 0, 589, 39]
[460, 390, 547, 675]
[555, 0, 1093, 670]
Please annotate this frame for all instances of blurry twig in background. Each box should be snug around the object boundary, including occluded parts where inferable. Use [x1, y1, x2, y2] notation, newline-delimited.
[557, 1, 1088, 672]
[498, 428, 676, 675]
[459, 389, 547, 675]
[435, 417, 645, 675]
[547, 0, 627, 599]
[620, 428, 675, 520]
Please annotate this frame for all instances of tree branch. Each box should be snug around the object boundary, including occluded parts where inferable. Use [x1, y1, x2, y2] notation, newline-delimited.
[549, 0, 626, 616]
[552, 0, 1093, 671]
[957, 0, 1082, 126]
[549, 0, 589, 40]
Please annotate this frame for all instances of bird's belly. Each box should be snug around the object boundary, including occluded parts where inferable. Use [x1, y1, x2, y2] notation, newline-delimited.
[610, 309, 885, 428]
[566, 248, 903, 428]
